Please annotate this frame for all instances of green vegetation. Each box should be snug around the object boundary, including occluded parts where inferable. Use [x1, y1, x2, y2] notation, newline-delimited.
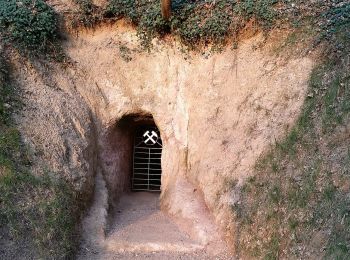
[0, 0, 59, 56]
[73, 0, 346, 52]
[0, 0, 349, 258]
[0, 0, 346, 54]
[234, 3, 350, 259]
[104, 0, 278, 49]
[322, 3, 350, 47]
[72, 0, 102, 28]
[0, 56, 80, 258]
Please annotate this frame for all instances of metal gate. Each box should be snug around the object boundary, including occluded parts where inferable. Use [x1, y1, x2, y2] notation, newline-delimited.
[132, 126, 162, 191]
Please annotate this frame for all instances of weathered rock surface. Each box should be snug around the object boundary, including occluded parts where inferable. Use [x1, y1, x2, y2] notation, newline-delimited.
[10, 21, 314, 255]
[10, 56, 96, 194]
[65, 23, 314, 248]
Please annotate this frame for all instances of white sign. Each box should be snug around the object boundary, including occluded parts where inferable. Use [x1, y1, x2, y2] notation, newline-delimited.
[143, 130, 158, 145]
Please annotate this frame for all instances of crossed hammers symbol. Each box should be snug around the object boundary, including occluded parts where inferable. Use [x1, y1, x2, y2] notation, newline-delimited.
[143, 130, 158, 144]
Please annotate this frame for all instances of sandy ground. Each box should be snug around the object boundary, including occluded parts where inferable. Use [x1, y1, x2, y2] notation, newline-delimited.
[77, 192, 233, 259]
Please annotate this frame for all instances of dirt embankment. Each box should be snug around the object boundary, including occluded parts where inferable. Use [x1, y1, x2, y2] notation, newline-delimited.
[7, 21, 315, 256]
[64, 23, 314, 247]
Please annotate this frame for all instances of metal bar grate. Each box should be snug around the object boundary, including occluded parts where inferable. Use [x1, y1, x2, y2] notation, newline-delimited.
[132, 126, 162, 192]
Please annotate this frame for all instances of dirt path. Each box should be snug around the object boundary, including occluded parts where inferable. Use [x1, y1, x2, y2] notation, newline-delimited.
[77, 188, 232, 259]
[104, 192, 202, 253]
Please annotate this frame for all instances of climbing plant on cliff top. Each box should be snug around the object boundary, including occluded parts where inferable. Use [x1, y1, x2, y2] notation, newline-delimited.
[105, 0, 279, 49]
[0, 0, 59, 56]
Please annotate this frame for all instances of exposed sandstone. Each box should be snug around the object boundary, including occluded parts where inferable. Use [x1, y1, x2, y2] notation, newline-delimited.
[10, 22, 314, 253]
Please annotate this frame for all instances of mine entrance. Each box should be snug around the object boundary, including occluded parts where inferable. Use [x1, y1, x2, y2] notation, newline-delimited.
[132, 125, 162, 191]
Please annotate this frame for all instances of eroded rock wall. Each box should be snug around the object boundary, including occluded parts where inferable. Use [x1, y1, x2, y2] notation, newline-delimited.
[60, 23, 314, 245]
[10, 56, 96, 196]
[8, 18, 314, 249]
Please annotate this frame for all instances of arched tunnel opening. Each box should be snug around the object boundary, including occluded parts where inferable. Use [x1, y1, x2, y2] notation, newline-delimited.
[83, 112, 227, 255]
[113, 114, 163, 194]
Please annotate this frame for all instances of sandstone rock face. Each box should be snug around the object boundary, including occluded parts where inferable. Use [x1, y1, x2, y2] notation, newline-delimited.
[66, 24, 313, 246]
[11, 22, 314, 250]
[10, 57, 96, 195]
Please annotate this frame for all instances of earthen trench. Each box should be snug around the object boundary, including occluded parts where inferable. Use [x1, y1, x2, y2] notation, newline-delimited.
[85, 111, 227, 254]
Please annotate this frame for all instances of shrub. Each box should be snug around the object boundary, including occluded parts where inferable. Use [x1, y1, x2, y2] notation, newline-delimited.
[321, 3, 350, 54]
[72, 0, 103, 28]
[0, 0, 59, 53]
[104, 0, 279, 49]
